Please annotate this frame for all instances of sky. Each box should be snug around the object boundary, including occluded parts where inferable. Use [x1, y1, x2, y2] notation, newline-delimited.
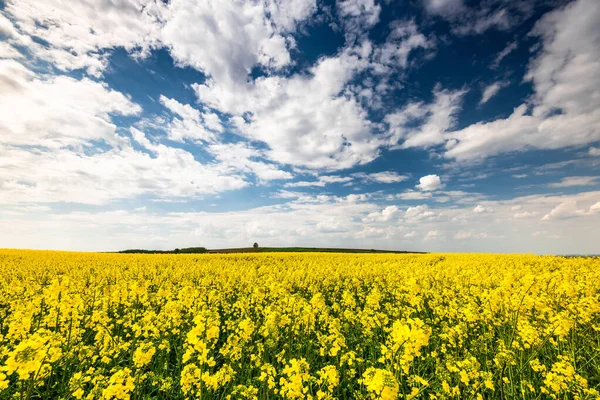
[0, 0, 599, 254]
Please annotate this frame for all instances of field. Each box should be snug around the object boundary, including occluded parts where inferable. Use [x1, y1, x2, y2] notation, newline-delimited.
[0, 250, 599, 399]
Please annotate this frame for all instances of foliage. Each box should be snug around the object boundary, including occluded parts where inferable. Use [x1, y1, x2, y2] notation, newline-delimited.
[0, 250, 598, 399]
[118, 247, 207, 254]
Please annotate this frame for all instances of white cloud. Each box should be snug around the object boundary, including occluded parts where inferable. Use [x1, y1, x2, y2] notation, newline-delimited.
[445, 0, 600, 161]
[423, 0, 517, 36]
[337, 0, 381, 41]
[454, 231, 488, 239]
[3, 0, 437, 172]
[353, 171, 408, 184]
[0, 42, 22, 59]
[161, 0, 316, 85]
[480, 80, 509, 104]
[2, 0, 317, 80]
[207, 142, 293, 182]
[194, 43, 383, 170]
[423, 0, 465, 17]
[425, 230, 443, 240]
[590, 201, 600, 212]
[159, 96, 222, 143]
[2, 0, 162, 76]
[416, 174, 443, 191]
[396, 190, 433, 200]
[473, 205, 492, 213]
[589, 147, 600, 156]
[364, 205, 402, 222]
[285, 175, 352, 188]
[386, 86, 466, 148]
[453, 9, 510, 36]
[0, 61, 271, 205]
[513, 211, 539, 219]
[286, 172, 408, 188]
[549, 176, 599, 188]
[373, 20, 435, 71]
[491, 40, 518, 69]
[0, 130, 248, 205]
[405, 205, 437, 220]
[2, 189, 600, 253]
[541, 200, 588, 221]
[0, 60, 141, 148]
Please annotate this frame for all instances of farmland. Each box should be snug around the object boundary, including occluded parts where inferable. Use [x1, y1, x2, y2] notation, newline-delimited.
[0, 250, 598, 399]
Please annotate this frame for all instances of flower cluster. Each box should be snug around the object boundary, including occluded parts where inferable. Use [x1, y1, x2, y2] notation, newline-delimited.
[0, 250, 598, 399]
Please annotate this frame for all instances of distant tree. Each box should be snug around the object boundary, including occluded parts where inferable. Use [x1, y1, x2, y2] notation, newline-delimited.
[253, 242, 259, 249]
[173, 248, 180, 254]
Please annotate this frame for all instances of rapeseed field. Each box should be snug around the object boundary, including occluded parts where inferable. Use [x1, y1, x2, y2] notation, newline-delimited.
[0, 250, 598, 399]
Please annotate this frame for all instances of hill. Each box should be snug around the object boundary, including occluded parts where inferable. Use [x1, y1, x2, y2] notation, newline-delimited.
[118, 247, 425, 254]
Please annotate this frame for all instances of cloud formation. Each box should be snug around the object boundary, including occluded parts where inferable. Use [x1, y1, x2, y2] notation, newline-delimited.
[445, 0, 600, 161]
[416, 175, 443, 191]
[0, 0, 599, 254]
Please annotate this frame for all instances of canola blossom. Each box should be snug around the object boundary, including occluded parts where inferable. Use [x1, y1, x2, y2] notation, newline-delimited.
[0, 250, 599, 399]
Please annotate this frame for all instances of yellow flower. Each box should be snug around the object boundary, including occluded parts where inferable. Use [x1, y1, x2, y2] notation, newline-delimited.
[279, 358, 311, 399]
[361, 367, 399, 400]
[132, 342, 156, 368]
[102, 368, 134, 400]
[318, 365, 339, 393]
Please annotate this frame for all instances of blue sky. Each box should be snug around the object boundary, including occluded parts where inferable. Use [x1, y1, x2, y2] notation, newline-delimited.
[0, 0, 599, 253]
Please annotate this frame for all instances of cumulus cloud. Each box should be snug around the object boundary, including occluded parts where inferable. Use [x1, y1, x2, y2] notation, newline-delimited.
[372, 20, 435, 71]
[337, 0, 381, 41]
[2, 0, 162, 76]
[207, 142, 293, 182]
[386, 86, 466, 149]
[161, 0, 316, 84]
[445, 0, 600, 161]
[0, 130, 248, 205]
[194, 43, 383, 170]
[2, 186, 599, 253]
[0, 61, 289, 205]
[541, 200, 587, 221]
[159, 96, 222, 143]
[405, 205, 437, 220]
[0, 42, 22, 59]
[416, 174, 443, 191]
[588, 147, 600, 156]
[1, 0, 318, 80]
[182, 17, 433, 170]
[364, 205, 402, 222]
[473, 205, 492, 213]
[2, 0, 442, 173]
[0, 60, 141, 148]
